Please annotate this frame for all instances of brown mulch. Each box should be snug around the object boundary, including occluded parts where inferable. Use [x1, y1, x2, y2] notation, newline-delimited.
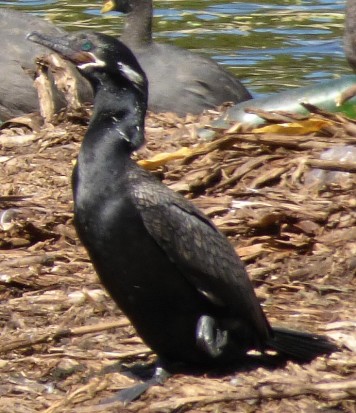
[0, 105, 355, 413]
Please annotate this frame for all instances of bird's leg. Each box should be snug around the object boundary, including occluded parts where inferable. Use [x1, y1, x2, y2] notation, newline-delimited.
[100, 362, 170, 406]
[196, 315, 228, 357]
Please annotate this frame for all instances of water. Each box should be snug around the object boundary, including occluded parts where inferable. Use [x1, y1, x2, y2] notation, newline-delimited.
[0, 0, 348, 97]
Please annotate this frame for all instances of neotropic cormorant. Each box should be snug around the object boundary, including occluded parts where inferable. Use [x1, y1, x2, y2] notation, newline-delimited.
[28, 30, 337, 402]
[101, 0, 252, 115]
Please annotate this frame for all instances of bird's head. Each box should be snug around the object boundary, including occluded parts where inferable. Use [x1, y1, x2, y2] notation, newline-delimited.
[101, 0, 131, 14]
[28, 31, 148, 151]
[27, 31, 147, 96]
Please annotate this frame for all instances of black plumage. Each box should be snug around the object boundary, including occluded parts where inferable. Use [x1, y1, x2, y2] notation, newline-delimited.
[28, 29, 337, 384]
[101, 0, 252, 115]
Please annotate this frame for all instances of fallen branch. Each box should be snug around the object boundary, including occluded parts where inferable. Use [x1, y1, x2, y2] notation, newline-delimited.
[306, 158, 356, 173]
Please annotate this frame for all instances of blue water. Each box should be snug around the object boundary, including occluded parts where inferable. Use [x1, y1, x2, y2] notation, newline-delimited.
[0, 0, 348, 96]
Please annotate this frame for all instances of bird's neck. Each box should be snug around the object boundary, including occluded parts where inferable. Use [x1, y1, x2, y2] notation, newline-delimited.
[121, 0, 153, 48]
[77, 83, 146, 175]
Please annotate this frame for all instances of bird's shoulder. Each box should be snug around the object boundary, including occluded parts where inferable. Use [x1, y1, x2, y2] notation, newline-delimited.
[129, 167, 240, 268]
[129, 168, 210, 224]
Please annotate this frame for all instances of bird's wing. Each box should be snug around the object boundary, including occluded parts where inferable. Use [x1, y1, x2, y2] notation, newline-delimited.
[133, 181, 268, 331]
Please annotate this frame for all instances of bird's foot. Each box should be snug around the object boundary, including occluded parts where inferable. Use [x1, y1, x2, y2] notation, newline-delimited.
[99, 363, 170, 406]
[196, 315, 228, 358]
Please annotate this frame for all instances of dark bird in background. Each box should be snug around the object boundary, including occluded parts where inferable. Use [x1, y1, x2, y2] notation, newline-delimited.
[28, 30, 337, 402]
[0, 8, 92, 121]
[336, 0, 356, 105]
[1, 1, 250, 121]
[0, 9, 63, 120]
[101, 0, 252, 115]
[344, 0, 356, 70]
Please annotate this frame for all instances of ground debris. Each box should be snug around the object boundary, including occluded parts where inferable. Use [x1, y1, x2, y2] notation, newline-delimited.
[0, 107, 355, 412]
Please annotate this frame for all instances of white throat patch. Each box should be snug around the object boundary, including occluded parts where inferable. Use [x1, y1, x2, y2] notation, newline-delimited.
[78, 52, 106, 70]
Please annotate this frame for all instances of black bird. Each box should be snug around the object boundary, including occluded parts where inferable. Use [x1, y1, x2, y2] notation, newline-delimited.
[101, 0, 252, 115]
[28, 30, 337, 401]
[0, 8, 92, 121]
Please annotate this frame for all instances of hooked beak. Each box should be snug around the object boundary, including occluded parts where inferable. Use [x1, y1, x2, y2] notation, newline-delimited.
[27, 31, 95, 66]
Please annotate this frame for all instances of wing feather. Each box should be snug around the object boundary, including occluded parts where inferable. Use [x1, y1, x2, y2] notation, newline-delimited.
[133, 180, 269, 334]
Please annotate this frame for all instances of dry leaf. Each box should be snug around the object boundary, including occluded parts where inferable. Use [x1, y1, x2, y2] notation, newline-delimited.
[253, 119, 332, 135]
[137, 146, 193, 169]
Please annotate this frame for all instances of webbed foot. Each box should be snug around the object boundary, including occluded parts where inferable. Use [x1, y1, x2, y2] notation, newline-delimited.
[99, 363, 170, 405]
[196, 315, 228, 358]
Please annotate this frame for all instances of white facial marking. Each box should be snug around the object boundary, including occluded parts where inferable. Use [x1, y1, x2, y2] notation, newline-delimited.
[78, 52, 106, 70]
[117, 62, 143, 86]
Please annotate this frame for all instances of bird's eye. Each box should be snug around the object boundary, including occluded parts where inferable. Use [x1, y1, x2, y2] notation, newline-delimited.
[81, 41, 93, 52]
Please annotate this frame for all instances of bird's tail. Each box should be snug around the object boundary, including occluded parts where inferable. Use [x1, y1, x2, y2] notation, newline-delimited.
[267, 327, 338, 362]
